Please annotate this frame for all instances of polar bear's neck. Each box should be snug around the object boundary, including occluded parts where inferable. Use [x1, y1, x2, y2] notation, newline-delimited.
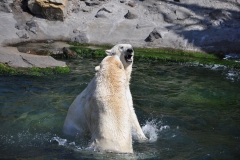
[125, 64, 132, 85]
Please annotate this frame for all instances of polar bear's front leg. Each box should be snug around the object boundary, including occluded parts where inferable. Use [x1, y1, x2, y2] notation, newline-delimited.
[127, 87, 148, 142]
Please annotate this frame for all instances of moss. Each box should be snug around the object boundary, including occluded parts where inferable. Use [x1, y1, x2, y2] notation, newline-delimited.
[69, 46, 106, 58]
[0, 63, 23, 75]
[0, 63, 70, 76]
[67, 43, 240, 69]
[54, 66, 70, 74]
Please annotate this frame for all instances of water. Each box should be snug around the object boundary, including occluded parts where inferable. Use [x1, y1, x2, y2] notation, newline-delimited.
[0, 58, 240, 159]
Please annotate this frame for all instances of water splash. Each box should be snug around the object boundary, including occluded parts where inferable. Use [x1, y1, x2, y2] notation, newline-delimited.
[141, 120, 170, 142]
[50, 136, 67, 146]
[224, 70, 240, 82]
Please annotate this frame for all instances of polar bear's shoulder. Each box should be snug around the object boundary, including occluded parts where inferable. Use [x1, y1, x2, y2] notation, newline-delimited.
[95, 55, 123, 72]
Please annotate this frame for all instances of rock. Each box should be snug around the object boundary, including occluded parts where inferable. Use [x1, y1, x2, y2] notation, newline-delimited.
[145, 28, 168, 42]
[124, 10, 137, 19]
[82, 7, 91, 12]
[85, 0, 100, 6]
[28, 0, 68, 21]
[145, 28, 161, 42]
[95, 8, 111, 18]
[16, 30, 29, 39]
[120, 0, 126, 3]
[72, 8, 81, 13]
[46, 39, 54, 43]
[0, 2, 12, 13]
[127, 1, 136, 7]
[15, 24, 27, 30]
[50, 47, 77, 59]
[175, 9, 191, 20]
[26, 21, 38, 34]
[62, 47, 78, 58]
[209, 9, 231, 21]
[0, 47, 67, 68]
[28, 0, 42, 16]
[20, 53, 67, 68]
[73, 29, 80, 33]
[71, 32, 89, 44]
[136, 23, 152, 29]
[163, 12, 177, 23]
[0, 0, 240, 59]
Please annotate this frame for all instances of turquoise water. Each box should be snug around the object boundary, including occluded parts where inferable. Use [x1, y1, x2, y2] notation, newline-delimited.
[0, 58, 240, 159]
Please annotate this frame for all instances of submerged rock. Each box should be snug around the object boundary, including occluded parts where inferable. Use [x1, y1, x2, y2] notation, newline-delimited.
[62, 47, 78, 58]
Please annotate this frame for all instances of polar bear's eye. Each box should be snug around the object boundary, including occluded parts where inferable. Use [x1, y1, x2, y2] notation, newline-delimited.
[120, 46, 124, 50]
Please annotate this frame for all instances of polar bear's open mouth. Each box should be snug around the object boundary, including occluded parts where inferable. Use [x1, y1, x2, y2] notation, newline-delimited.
[124, 49, 134, 63]
[125, 54, 133, 63]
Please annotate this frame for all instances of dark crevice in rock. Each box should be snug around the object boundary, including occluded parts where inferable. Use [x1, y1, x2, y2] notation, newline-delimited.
[21, 0, 31, 13]
[20, 55, 34, 67]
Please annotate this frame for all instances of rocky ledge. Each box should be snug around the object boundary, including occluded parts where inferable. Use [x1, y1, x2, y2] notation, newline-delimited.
[0, 0, 240, 69]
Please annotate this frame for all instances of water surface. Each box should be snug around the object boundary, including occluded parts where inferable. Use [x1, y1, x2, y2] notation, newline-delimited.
[0, 58, 240, 159]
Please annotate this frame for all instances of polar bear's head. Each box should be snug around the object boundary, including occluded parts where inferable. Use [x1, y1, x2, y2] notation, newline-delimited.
[105, 44, 134, 69]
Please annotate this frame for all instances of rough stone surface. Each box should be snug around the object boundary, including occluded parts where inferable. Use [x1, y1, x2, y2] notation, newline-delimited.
[28, 0, 42, 16]
[1, 0, 240, 69]
[26, 20, 38, 34]
[124, 10, 137, 19]
[28, 0, 68, 21]
[85, 0, 100, 6]
[145, 28, 164, 42]
[0, 47, 66, 68]
[95, 8, 111, 18]
[62, 47, 78, 58]
[71, 32, 89, 44]
[0, 2, 12, 13]
[16, 30, 29, 39]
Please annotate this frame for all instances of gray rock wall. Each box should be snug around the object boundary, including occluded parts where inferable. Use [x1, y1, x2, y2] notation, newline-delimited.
[0, 0, 240, 68]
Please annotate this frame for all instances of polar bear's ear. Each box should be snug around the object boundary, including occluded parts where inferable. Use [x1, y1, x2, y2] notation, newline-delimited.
[105, 49, 116, 56]
[105, 49, 112, 56]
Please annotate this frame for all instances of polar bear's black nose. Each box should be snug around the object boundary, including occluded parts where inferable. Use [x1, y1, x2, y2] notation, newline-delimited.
[127, 49, 133, 54]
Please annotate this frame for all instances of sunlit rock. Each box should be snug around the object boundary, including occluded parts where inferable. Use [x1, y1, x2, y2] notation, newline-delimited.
[28, 0, 68, 21]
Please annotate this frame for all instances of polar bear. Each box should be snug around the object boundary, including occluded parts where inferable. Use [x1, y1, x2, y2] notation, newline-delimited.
[63, 44, 147, 153]
[104, 44, 147, 142]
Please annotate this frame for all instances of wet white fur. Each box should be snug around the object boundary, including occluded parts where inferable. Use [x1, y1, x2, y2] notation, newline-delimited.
[63, 44, 147, 153]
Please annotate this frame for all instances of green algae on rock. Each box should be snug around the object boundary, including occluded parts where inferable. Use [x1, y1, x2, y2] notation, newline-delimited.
[68, 43, 240, 69]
